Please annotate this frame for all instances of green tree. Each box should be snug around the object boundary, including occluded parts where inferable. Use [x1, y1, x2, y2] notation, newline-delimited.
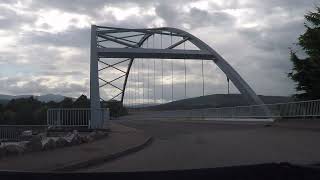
[72, 94, 90, 108]
[0, 104, 4, 123]
[46, 100, 59, 108]
[289, 7, 320, 100]
[3, 110, 16, 125]
[5, 97, 44, 124]
[33, 107, 47, 125]
[59, 97, 74, 108]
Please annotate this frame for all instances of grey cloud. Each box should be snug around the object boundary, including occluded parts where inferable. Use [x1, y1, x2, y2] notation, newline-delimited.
[29, 0, 109, 16]
[38, 70, 86, 77]
[238, 19, 305, 53]
[155, 4, 236, 29]
[21, 27, 91, 48]
[248, 0, 317, 10]
[0, 6, 35, 30]
[0, 76, 87, 97]
[188, 8, 235, 27]
[97, 14, 157, 29]
[0, 0, 317, 98]
[29, 0, 160, 17]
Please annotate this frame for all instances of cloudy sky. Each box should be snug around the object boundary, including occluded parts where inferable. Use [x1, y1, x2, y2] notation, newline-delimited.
[0, 0, 318, 103]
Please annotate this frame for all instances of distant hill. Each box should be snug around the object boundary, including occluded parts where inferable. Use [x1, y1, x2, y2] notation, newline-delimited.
[145, 94, 293, 111]
[0, 94, 67, 104]
[0, 99, 9, 105]
[35, 94, 66, 102]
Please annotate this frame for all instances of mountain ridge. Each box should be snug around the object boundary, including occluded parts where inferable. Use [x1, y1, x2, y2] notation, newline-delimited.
[0, 94, 67, 104]
[144, 94, 293, 110]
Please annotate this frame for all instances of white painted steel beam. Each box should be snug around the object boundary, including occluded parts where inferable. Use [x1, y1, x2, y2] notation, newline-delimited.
[90, 25, 103, 129]
[98, 48, 214, 59]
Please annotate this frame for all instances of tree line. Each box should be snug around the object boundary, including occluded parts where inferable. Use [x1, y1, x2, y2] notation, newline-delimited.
[0, 95, 127, 125]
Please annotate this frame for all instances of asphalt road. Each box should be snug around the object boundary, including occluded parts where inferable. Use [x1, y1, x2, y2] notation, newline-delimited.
[84, 120, 320, 172]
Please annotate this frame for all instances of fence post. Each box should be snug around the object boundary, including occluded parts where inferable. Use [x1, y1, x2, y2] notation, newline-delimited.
[47, 110, 49, 127]
[231, 107, 234, 119]
[57, 109, 61, 127]
[303, 102, 306, 120]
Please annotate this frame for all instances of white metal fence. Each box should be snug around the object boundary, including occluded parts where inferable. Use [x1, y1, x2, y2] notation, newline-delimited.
[47, 108, 109, 128]
[0, 108, 110, 142]
[0, 125, 47, 142]
[126, 99, 320, 120]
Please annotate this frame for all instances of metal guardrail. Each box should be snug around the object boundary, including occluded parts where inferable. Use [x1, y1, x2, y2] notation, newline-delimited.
[127, 99, 320, 119]
[0, 125, 47, 142]
[47, 108, 109, 128]
[0, 108, 110, 142]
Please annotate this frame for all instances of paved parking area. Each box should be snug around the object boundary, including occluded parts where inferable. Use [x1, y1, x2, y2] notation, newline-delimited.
[84, 120, 320, 172]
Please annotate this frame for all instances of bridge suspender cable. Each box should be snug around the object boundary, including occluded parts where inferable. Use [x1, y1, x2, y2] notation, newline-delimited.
[147, 38, 150, 105]
[161, 34, 164, 104]
[135, 62, 138, 107]
[153, 34, 156, 104]
[202, 59, 205, 96]
[136, 62, 138, 106]
[137, 58, 140, 105]
[132, 62, 134, 107]
[129, 71, 131, 107]
[171, 33, 173, 102]
[137, 59, 139, 106]
[126, 73, 128, 107]
[130, 70, 132, 107]
[133, 62, 136, 107]
[132, 62, 133, 107]
[142, 56, 144, 107]
[127, 71, 129, 107]
[184, 41, 187, 98]
[127, 75, 129, 107]
[131, 71, 133, 107]
[227, 76, 230, 94]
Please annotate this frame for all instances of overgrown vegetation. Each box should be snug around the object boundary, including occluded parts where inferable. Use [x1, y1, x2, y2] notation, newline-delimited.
[0, 95, 128, 125]
[289, 6, 320, 100]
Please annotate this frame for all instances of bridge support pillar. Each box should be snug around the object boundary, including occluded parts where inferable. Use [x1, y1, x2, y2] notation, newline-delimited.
[90, 25, 103, 129]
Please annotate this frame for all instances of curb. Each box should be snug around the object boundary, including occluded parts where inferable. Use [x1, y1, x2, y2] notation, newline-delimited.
[52, 136, 153, 172]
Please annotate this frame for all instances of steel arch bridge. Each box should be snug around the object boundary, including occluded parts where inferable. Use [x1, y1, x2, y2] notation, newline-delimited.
[89, 25, 267, 128]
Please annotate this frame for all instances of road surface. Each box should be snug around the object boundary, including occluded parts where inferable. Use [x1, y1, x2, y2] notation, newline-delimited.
[84, 119, 320, 172]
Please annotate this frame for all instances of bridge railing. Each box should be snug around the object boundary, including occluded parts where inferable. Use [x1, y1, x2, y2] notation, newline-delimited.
[47, 108, 109, 128]
[127, 99, 320, 119]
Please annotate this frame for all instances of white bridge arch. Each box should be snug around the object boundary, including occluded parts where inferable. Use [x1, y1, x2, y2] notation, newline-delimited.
[89, 25, 268, 128]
